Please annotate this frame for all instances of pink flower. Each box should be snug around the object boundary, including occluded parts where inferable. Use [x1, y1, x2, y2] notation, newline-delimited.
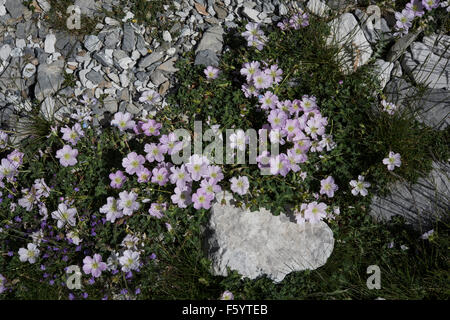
[139, 89, 161, 105]
[118, 191, 140, 216]
[151, 167, 169, 186]
[204, 66, 220, 79]
[186, 154, 210, 181]
[192, 189, 214, 210]
[141, 119, 162, 136]
[320, 176, 338, 198]
[148, 202, 166, 219]
[109, 170, 127, 189]
[382, 151, 402, 171]
[144, 143, 165, 163]
[229, 176, 250, 196]
[55, 145, 78, 167]
[304, 201, 327, 223]
[60, 123, 84, 145]
[82, 254, 107, 278]
[136, 167, 151, 183]
[111, 112, 135, 132]
[122, 152, 145, 175]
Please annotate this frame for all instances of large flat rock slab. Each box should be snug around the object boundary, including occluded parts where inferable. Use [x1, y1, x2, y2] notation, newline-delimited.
[204, 193, 334, 283]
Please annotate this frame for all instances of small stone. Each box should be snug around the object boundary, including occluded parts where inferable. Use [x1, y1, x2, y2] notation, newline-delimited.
[44, 33, 56, 54]
[195, 49, 219, 67]
[84, 35, 102, 52]
[242, 6, 261, 22]
[138, 51, 164, 69]
[36, 0, 51, 12]
[150, 70, 168, 86]
[213, 3, 228, 19]
[373, 59, 393, 89]
[86, 70, 104, 84]
[0, 44, 11, 61]
[157, 57, 179, 73]
[122, 23, 136, 52]
[159, 80, 170, 95]
[5, 0, 25, 18]
[307, 0, 330, 18]
[35, 59, 64, 101]
[22, 63, 36, 78]
[162, 30, 172, 42]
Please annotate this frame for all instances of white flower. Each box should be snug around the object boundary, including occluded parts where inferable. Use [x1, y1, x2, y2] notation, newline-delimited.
[229, 130, 247, 151]
[67, 231, 83, 245]
[420, 229, 434, 240]
[382, 151, 401, 171]
[18, 243, 40, 264]
[30, 230, 44, 246]
[51, 203, 77, 228]
[119, 250, 140, 272]
[349, 175, 371, 196]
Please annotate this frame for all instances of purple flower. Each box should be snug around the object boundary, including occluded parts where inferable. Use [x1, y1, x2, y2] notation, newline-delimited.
[252, 71, 272, 89]
[55, 145, 78, 167]
[144, 143, 165, 163]
[268, 109, 288, 129]
[320, 176, 339, 198]
[111, 112, 135, 132]
[200, 178, 222, 196]
[204, 66, 220, 80]
[136, 167, 151, 183]
[406, 0, 425, 16]
[422, 0, 440, 10]
[82, 254, 107, 278]
[289, 11, 309, 29]
[269, 154, 291, 176]
[192, 189, 214, 210]
[60, 123, 84, 146]
[118, 191, 140, 216]
[304, 202, 328, 223]
[240, 61, 260, 81]
[259, 91, 279, 110]
[148, 202, 166, 219]
[186, 154, 210, 181]
[109, 170, 127, 189]
[141, 119, 161, 136]
[122, 152, 146, 175]
[229, 176, 250, 196]
[159, 133, 183, 155]
[151, 167, 169, 186]
[171, 185, 192, 208]
[220, 290, 234, 300]
[264, 65, 283, 84]
[139, 89, 161, 105]
[169, 165, 192, 187]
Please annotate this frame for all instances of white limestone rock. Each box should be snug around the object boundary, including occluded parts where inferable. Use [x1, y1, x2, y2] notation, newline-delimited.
[204, 193, 335, 283]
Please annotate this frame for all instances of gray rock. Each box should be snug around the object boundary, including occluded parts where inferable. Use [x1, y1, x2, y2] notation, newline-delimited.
[5, 0, 25, 19]
[422, 34, 450, 59]
[195, 25, 224, 54]
[204, 193, 335, 283]
[86, 70, 104, 84]
[150, 70, 168, 86]
[35, 59, 65, 101]
[354, 8, 392, 44]
[122, 23, 136, 52]
[213, 3, 228, 19]
[373, 59, 393, 89]
[384, 77, 450, 130]
[242, 6, 261, 22]
[93, 50, 114, 68]
[36, 0, 51, 12]
[84, 35, 102, 52]
[74, 0, 101, 15]
[402, 42, 448, 89]
[194, 49, 219, 66]
[278, 3, 288, 15]
[157, 57, 179, 73]
[162, 30, 172, 43]
[307, 0, 331, 18]
[138, 50, 164, 69]
[326, 13, 373, 74]
[325, 0, 354, 10]
[0, 57, 26, 91]
[104, 28, 121, 48]
[386, 27, 423, 62]
[370, 161, 449, 231]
